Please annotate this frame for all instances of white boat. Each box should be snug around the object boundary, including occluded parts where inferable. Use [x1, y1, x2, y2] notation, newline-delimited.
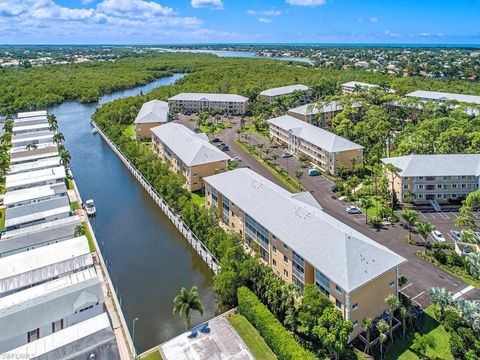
[92, 128, 98, 134]
[83, 199, 96, 216]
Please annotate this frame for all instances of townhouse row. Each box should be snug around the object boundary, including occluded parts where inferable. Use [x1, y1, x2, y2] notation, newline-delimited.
[0, 110, 120, 359]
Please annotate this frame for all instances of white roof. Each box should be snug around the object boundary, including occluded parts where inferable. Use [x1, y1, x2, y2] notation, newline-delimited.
[268, 115, 364, 153]
[151, 123, 230, 166]
[342, 81, 378, 89]
[17, 110, 47, 119]
[260, 84, 309, 97]
[11, 133, 53, 146]
[0, 237, 92, 295]
[8, 156, 61, 175]
[5, 166, 65, 190]
[288, 101, 361, 116]
[2, 215, 81, 241]
[14, 115, 48, 124]
[12, 123, 50, 133]
[135, 99, 169, 124]
[4, 205, 71, 229]
[405, 90, 480, 105]
[3, 313, 111, 358]
[204, 169, 405, 292]
[4, 183, 67, 206]
[381, 154, 480, 177]
[169, 92, 249, 103]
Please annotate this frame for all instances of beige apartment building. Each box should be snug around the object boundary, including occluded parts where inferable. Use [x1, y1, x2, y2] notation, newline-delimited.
[168, 93, 249, 115]
[268, 115, 364, 175]
[288, 101, 362, 128]
[204, 168, 406, 338]
[134, 100, 169, 140]
[381, 154, 480, 205]
[151, 123, 230, 192]
[259, 84, 309, 103]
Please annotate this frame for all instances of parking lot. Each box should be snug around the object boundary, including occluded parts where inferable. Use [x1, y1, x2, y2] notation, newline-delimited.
[174, 115, 480, 307]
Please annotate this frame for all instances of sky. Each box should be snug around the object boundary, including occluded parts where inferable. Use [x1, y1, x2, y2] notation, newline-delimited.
[1, 0, 480, 45]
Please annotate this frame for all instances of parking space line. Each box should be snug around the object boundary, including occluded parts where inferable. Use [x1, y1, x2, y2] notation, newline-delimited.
[417, 211, 427, 219]
[400, 283, 413, 291]
[411, 291, 425, 301]
[453, 285, 475, 300]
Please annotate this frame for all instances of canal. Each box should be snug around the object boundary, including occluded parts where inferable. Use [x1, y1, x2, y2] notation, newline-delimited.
[49, 74, 220, 353]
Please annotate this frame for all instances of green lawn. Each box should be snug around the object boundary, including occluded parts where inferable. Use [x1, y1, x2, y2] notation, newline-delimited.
[191, 192, 205, 206]
[82, 222, 96, 252]
[239, 124, 269, 139]
[123, 124, 136, 140]
[386, 306, 452, 360]
[228, 314, 277, 360]
[0, 207, 5, 230]
[141, 349, 163, 360]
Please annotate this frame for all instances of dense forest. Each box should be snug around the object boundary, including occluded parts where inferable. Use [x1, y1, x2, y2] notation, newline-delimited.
[3, 51, 480, 115]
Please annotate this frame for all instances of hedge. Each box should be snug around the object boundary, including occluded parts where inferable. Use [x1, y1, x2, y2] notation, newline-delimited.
[237, 287, 318, 360]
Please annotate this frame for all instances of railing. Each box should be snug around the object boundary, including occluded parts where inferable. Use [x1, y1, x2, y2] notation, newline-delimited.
[92, 122, 220, 275]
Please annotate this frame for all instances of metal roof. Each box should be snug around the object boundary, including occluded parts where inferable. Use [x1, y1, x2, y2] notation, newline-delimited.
[9, 146, 59, 164]
[135, 100, 169, 124]
[151, 123, 230, 166]
[342, 81, 378, 88]
[8, 156, 61, 175]
[405, 90, 480, 105]
[5, 205, 71, 229]
[204, 168, 405, 292]
[260, 84, 309, 97]
[381, 154, 480, 177]
[5, 166, 65, 191]
[268, 115, 364, 153]
[4, 183, 67, 206]
[17, 110, 47, 119]
[169, 92, 249, 103]
[288, 100, 361, 116]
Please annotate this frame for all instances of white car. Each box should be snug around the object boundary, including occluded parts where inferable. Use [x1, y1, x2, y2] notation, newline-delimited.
[431, 230, 445, 242]
[346, 205, 362, 214]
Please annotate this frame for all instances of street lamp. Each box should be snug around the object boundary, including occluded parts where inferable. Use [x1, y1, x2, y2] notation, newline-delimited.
[132, 317, 139, 359]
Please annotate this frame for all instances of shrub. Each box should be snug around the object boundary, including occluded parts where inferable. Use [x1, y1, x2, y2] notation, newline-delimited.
[433, 248, 448, 265]
[442, 308, 463, 332]
[237, 287, 318, 360]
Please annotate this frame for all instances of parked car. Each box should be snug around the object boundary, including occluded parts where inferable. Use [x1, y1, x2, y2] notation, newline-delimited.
[346, 205, 362, 214]
[281, 152, 293, 158]
[450, 230, 462, 242]
[308, 168, 320, 176]
[212, 137, 221, 143]
[219, 144, 229, 151]
[431, 230, 445, 242]
[229, 156, 241, 162]
[194, 127, 200, 133]
[331, 183, 337, 192]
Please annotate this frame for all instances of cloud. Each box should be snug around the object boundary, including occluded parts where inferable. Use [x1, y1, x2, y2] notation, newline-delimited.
[259, 17, 272, 24]
[369, 16, 378, 23]
[97, 0, 173, 18]
[419, 32, 431, 37]
[191, 0, 223, 9]
[286, 0, 326, 7]
[247, 9, 281, 16]
[384, 30, 401, 37]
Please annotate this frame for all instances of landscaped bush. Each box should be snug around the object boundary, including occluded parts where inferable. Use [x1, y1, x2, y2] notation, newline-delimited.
[237, 287, 318, 360]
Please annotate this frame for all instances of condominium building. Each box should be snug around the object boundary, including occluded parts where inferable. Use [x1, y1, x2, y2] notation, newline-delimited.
[268, 115, 364, 175]
[204, 168, 406, 338]
[288, 101, 361, 127]
[168, 93, 249, 115]
[381, 154, 480, 205]
[135, 99, 170, 140]
[341, 81, 379, 94]
[405, 90, 480, 105]
[151, 123, 230, 192]
[259, 84, 309, 103]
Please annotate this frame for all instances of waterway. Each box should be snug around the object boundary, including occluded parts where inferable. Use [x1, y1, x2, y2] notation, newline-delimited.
[48, 73, 220, 353]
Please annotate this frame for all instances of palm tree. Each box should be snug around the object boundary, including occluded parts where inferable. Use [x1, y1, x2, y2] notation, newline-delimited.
[377, 320, 389, 360]
[336, 163, 347, 179]
[49, 122, 58, 132]
[401, 209, 419, 241]
[53, 132, 65, 145]
[295, 170, 303, 186]
[358, 197, 373, 224]
[416, 221, 435, 249]
[173, 286, 204, 330]
[59, 149, 71, 166]
[385, 294, 400, 343]
[428, 287, 454, 320]
[384, 163, 401, 212]
[271, 153, 279, 166]
[3, 118, 13, 133]
[74, 224, 86, 237]
[26, 143, 38, 150]
[47, 114, 57, 126]
[362, 317, 373, 354]
[399, 306, 407, 339]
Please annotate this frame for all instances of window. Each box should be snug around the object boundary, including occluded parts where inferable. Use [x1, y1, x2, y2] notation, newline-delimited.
[403, 184, 409, 190]
[352, 303, 359, 310]
[315, 270, 330, 296]
[272, 246, 277, 254]
[283, 255, 288, 264]
[52, 319, 63, 333]
[245, 214, 269, 250]
[28, 329, 39, 342]
[452, 184, 457, 189]
[353, 320, 358, 328]
[273, 259, 277, 267]
[336, 299, 342, 309]
[211, 188, 218, 205]
[335, 285, 342, 293]
[284, 244, 289, 251]
[437, 184, 442, 189]
[389, 281, 395, 288]
[284, 270, 288, 278]
[222, 196, 230, 225]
